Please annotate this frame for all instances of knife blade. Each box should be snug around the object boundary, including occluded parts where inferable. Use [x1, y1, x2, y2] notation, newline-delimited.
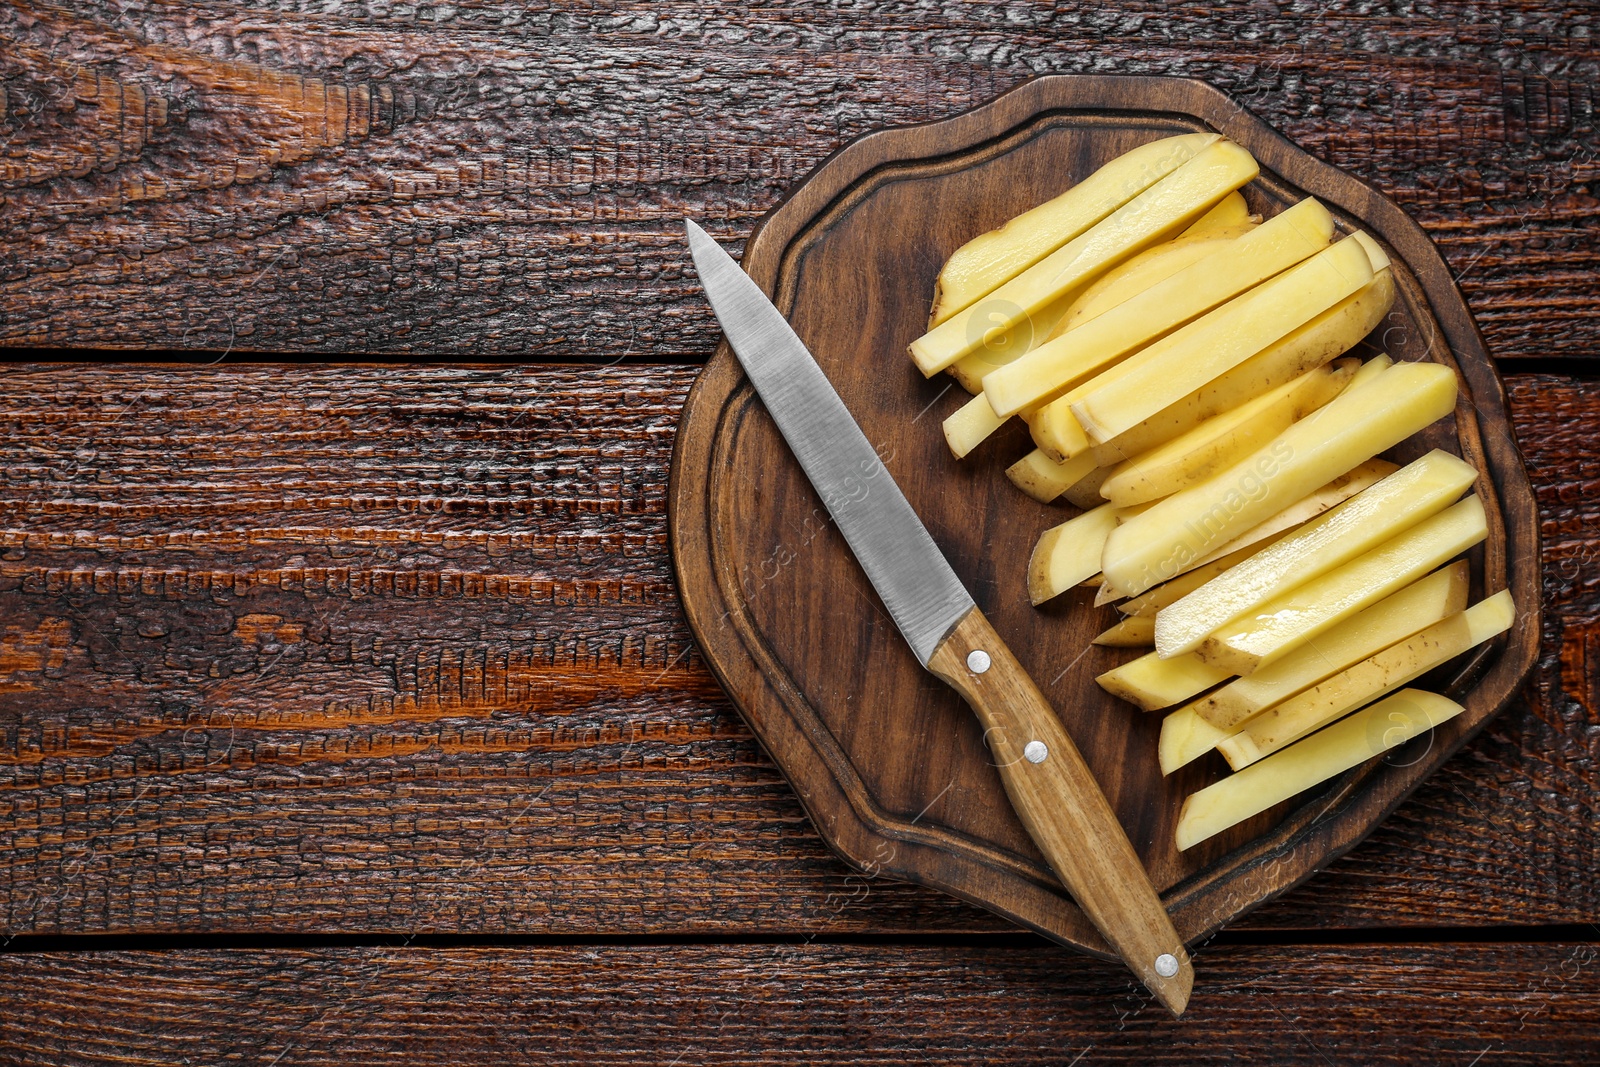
[685, 219, 1194, 1015]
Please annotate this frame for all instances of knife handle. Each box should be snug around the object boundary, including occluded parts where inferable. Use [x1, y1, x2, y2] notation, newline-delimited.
[928, 606, 1193, 1016]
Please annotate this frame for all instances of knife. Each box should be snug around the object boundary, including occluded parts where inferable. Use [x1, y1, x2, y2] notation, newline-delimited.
[685, 220, 1194, 1015]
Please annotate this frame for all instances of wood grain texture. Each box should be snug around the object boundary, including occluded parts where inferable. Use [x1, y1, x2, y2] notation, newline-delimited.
[0, 363, 1592, 940]
[0, 1, 1594, 359]
[2, 941, 1598, 1064]
[1, 5, 1595, 1056]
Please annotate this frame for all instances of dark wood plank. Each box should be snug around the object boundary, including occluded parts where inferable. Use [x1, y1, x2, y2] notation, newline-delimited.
[0, 2, 1594, 360]
[2, 941, 1598, 1064]
[0, 362, 984, 936]
[0, 363, 1594, 936]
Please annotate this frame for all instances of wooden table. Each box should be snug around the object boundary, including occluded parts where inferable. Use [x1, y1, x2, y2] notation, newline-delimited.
[2, 2, 1597, 1061]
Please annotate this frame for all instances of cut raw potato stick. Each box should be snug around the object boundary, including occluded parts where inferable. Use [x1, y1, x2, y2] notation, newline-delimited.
[1216, 591, 1514, 769]
[1098, 651, 1233, 712]
[982, 198, 1337, 418]
[1179, 191, 1256, 238]
[1094, 581, 1127, 608]
[1100, 359, 1460, 598]
[1156, 449, 1480, 657]
[1070, 235, 1375, 444]
[1347, 231, 1391, 279]
[944, 293, 1093, 446]
[947, 224, 1279, 453]
[1052, 230, 1248, 339]
[1183, 458, 1396, 570]
[946, 286, 1080, 394]
[1095, 617, 1156, 647]
[1027, 503, 1122, 605]
[1197, 494, 1488, 675]
[1083, 267, 1397, 466]
[1093, 239, 1390, 471]
[1028, 391, 1094, 462]
[1115, 542, 1272, 616]
[1193, 561, 1469, 730]
[1159, 703, 1235, 775]
[909, 139, 1259, 376]
[1006, 448, 1098, 503]
[944, 392, 1011, 459]
[954, 237, 1224, 431]
[1102, 459, 1388, 615]
[1098, 357, 1357, 507]
[1060, 463, 1116, 509]
[929, 133, 1220, 326]
[1174, 689, 1465, 850]
[1345, 350, 1392, 388]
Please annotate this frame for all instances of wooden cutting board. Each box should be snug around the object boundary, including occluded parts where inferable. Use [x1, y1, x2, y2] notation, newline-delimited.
[668, 75, 1541, 958]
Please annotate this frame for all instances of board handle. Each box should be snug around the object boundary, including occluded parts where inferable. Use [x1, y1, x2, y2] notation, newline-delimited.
[927, 606, 1193, 1016]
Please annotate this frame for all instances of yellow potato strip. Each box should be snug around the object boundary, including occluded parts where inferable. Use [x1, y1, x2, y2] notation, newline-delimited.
[1174, 689, 1465, 850]
[1156, 449, 1479, 657]
[1100, 360, 1459, 598]
[910, 139, 1258, 375]
[1070, 236, 1374, 444]
[931, 133, 1220, 325]
[1216, 591, 1513, 768]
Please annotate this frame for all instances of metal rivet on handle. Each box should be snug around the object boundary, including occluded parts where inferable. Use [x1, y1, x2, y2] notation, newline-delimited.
[966, 649, 991, 674]
[1154, 953, 1179, 978]
[1023, 740, 1048, 764]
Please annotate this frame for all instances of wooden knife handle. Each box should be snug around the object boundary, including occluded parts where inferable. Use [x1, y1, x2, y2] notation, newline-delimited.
[928, 606, 1193, 1016]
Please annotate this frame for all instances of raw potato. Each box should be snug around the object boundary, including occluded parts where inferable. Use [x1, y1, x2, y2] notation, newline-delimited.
[943, 391, 1010, 459]
[1334, 350, 1392, 391]
[1116, 542, 1270, 617]
[944, 287, 1104, 444]
[1216, 591, 1514, 769]
[982, 198, 1336, 418]
[1102, 459, 1390, 612]
[1098, 357, 1356, 506]
[1179, 191, 1255, 238]
[930, 133, 1220, 326]
[1156, 449, 1480, 657]
[1348, 230, 1392, 275]
[1097, 651, 1232, 712]
[1174, 689, 1465, 850]
[1060, 463, 1116, 509]
[1051, 230, 1247, 339]
[946, 288, 1079, 394]
[1084, 267, 1398, 465]
[1027, 503, 1122, 605]
[1194, 562, 1469, 730]
[950, 229, 1266, 450]
[1095, 616, 1156, 647]
[1198, 495, 1488, 675]
[1028, 390, 1098, 462]
[1070, 236, 1375, 444]
[1114, 458, 1393, 608]
[905, 136, 1509, 859]
[1181, 458, 1396, 571]
[1094, 580, 1126, 608]
[1159, 702, 1235, 775]
[1100, 360, 1459, 598]
[909, 139, 1260, 376]
[1006, 448, 1098, 503]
